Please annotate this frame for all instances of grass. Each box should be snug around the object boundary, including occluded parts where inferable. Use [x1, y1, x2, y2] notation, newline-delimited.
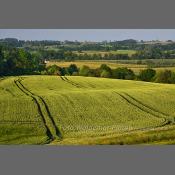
[1, 75, 175, 144]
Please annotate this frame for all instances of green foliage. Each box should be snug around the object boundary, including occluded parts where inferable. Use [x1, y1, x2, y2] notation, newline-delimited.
[46, 64, 66, 76]
[100, 70, 111, 78]
[170, 72, 175, 83]
[99, 64, 111, 71]
[0, 47, 45, 76]
[138, 68, 156, 82]
[112, 67, 135, 80]
[47, 65, 62, 75]
[67, 64, 78, 75]
[155, 70, 173, 83]
[99, 64, 112, 78]
[79, 65, 91, 76]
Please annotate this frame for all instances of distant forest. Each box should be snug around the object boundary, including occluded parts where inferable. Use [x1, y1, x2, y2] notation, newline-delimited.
[1, 38, 175, 76]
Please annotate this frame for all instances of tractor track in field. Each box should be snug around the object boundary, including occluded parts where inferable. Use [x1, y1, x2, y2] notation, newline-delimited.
[59, 76, 171, 134]
[113, 91, 171, 126]
[14, 78, 62, 144]
[123, 92, 171, 118]
[60, 76, 84, 88]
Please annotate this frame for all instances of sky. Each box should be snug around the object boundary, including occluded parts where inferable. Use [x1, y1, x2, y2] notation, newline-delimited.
[0, 29, 175, 41]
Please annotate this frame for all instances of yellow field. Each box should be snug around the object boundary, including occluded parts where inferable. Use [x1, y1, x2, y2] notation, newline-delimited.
[47, 61, 146, 69]
[47, 61, 175, 74]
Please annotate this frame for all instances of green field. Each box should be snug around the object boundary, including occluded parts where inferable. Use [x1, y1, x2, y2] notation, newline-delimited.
[1, 76, 175, 145]
[42, 47, 136, 56]
[72, 50, 137, 56]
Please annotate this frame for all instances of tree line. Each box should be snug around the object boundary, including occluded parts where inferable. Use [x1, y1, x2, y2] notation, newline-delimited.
[0, 46, 45, 76]
[1, 38, 175, 53]
[33, 48, 175, 61]
[1, 43, 175, 84]
[45, 64, 175, 84]
[1, 38, 175, 62]
[37, 49, 130, 61]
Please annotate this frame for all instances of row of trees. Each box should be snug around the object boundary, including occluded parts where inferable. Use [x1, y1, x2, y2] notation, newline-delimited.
[37, 49, 130, 61]
[35, 47, 175, 61]
[0, 46, 45, 76]
[2, 38, 175, 51]
[45, 64, 135, 80]
[2, 39, 175, 62]
[133, 47, 175, 59]
[0, 38, 138, 51]
[45, 64, 175, 84]
[1, 44, 175, 84]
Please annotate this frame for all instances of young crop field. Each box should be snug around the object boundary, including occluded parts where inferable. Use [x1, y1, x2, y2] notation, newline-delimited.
[0, 77, 48, 144]
[1, 75, 175, 144]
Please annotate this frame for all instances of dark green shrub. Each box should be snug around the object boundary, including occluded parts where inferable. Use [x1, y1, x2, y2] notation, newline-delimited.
[138, 68, 156, 82]
[155, 70, 172, 83]
[112, 67, 135, 80]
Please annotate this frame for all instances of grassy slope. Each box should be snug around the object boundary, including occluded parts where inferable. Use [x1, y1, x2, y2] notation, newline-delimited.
[21, 76, 175, 144]
[0, 77, 48, 144]
[1, 75, 175, 144]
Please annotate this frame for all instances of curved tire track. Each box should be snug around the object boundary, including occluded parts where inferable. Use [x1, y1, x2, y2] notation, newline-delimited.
[14, 78, 62, 143]
[124, 92, 172, 118]
[113, 91, 170, 126]
[60, 76, 84, 88]
[60, 76, 170, 135]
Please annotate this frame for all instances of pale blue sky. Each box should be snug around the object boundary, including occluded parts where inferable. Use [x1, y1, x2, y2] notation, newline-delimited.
[0, 29, 175, 41]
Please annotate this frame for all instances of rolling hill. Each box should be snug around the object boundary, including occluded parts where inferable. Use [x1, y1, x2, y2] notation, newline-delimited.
[0, 76, 175, 144]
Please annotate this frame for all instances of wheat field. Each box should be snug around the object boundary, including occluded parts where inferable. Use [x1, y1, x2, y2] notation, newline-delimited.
[0, 76, 175, 144]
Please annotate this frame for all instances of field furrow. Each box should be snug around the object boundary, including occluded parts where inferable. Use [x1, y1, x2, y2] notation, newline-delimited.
[1, 75, 175, 144]
[14, 78, 62, 143]
[123, 92, 173, 120]
[114, 92, 169, 125]
[60, 76, 84, 88]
